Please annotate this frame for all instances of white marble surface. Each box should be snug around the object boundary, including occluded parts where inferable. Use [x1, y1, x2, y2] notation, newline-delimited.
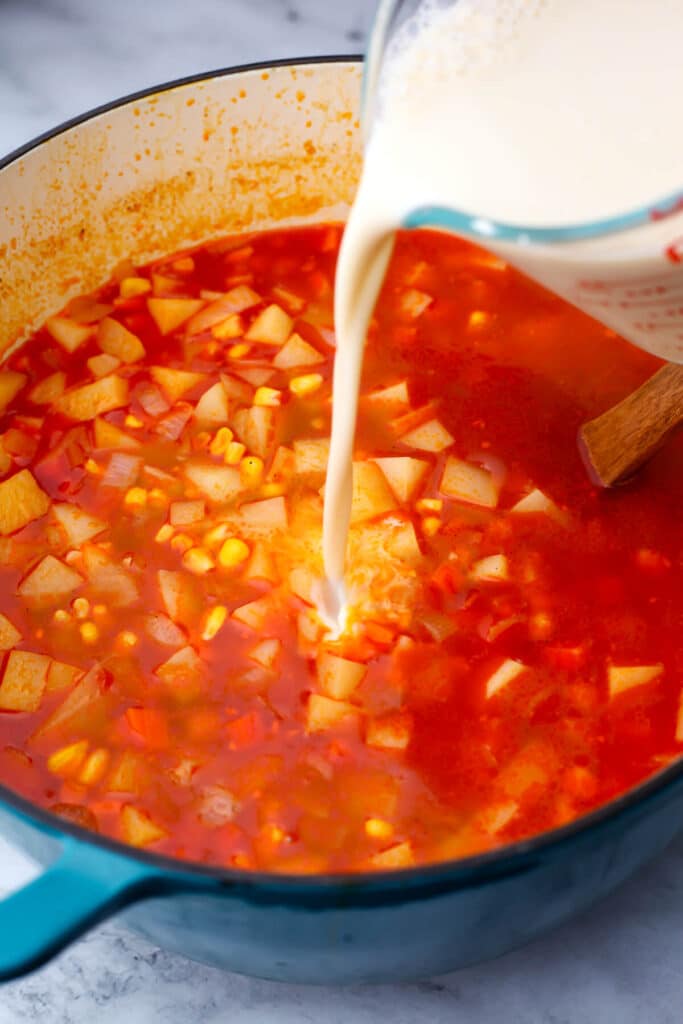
[2, 1, 683, 1021]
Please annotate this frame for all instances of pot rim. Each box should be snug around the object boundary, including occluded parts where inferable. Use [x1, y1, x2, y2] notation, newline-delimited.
[1, 56, 682, 900]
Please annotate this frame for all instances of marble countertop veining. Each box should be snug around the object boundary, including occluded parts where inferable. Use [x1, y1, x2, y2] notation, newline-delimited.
[3, 1, 683, 1021]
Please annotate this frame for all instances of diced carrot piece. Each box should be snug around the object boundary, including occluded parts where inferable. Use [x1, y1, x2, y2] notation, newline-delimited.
[52, 503, 107, 546]
[55, 376, 129, 422]
[93, 417, 141, 451]
[184, 460, 242, 504]
[485, 659, 528, 699]
[0, 372, 26, 413]
[0, 613, 21, 651]
[369, 841, 414, 869]
[440, 456, 498, 508]
[194, 382, 229, 426]
[147, 298, 204, 335]
[45, 316, 93, 353]
[317, 652, 366, 700]
[373, 456, 429, 503]
[306, 694, 359, 734]
[120, 804, 167, 847]
[608, 664, 663, 699]
[0, 469, 50, 535]
[239, 496, 288, 532]
[46, 660, 83, 692]
[401, 418, 454, 453]
[350, 462, 397, 524]
[245, 304, 293, 345]
[126, 707, 169, 748]
[97, 317, 145, 363]
[0, 651, 50, 711]
[18, 555, 83, 602]
[248, 637, 281, 670]
[273, 333, 324, 369]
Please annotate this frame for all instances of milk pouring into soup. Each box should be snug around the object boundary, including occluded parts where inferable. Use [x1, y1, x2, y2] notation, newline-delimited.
[323, 0, 683, 625]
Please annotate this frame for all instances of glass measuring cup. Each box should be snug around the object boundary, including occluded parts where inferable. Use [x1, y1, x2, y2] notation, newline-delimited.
[363, 0, 683, 363]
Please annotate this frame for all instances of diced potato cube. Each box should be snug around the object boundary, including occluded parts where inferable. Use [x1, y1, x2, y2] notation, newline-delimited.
[399, 288, 433, 318]
[268, 445, 295, 486]
[34, 666, 109, 738]
[184, 461, 242, 504]
[369, 841, 414, 869]
[248, 637, 281, 670]
[351, 462, 398, 524]
[194, 382, 229, 426]
[52, 503, 107, 546]
[0, 469, 50, 535]
[471, 554, 509, 582]
[169, 500, 205, 527]
[485, 659, 527, 699]
[93, 417, 140, 451]
[82, 546, 138, 607]
[29, 371, 66, 405]
[0, 651, 50, 711]
[373, 456, 429, 503]
[18, 554, 82, 602]
[158, 569, 200, 625]
[45, 316, 92, 353]
[245, 304, 293, 345]
[145, 612, 187, 647]
[273, 333, 325, 369]
[0, 371, 26, 413]
[147, 298, 204, 335]
[366, 713, 412, 750]
[608, 663, 663, 699]
[294, 438, 329, 478]
[46, 660, 83, 692]
[510, 488, 568, 526]
[120, 804, 167, 847]
[306, 694, 359, 734]
[120, 276, 151, 298]
[477, 800, 519, 835]
[155, 645, 204, 684]
[55, 376, 129, 421]
[97, 317, 145, 363]
[150, 366, 206, 403]
[232, 596, 273, 631]
[440, 456, 499, 508]
[317, 652, 366, 700]
[233, 406, 275, 459]
[400, 418, 454, 453]
[108, 750, 145, 794]
[237, 368, 276, 389]
[366, 381, 410, 415]
[385, 519, 422, 562]
[0, 613, 21, 651]
[87, 353, 121, 378]
[220, 373, 253, 405]
[239, 496, 288, 532]
[244, 541, 279, 584]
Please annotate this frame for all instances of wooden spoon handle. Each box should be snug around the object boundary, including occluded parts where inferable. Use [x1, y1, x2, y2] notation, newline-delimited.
[578, 363, 683, 486]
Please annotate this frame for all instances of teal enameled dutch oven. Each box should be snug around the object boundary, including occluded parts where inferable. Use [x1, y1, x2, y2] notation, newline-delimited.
[2, 59, 683, 984]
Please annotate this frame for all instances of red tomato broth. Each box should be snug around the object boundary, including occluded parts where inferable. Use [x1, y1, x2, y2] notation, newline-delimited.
[0, 224, 680, 872]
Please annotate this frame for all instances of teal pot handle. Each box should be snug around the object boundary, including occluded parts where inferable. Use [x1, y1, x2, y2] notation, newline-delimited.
[0, 836, 164, 981]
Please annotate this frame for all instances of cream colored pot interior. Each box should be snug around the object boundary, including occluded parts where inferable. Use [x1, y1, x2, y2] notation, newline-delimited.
[0, 61, 362, 355]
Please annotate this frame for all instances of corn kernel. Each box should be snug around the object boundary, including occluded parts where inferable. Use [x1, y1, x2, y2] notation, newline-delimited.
[262, 824, 286, 844]
[124, 487, 148, 509]
[71, 597, 90, 620]
[365, 818, 394, 840]
[416, 498, 443, 515]
[203, 523, 230, 550]
[117, 630, 139, 650]
[124, 414, 144, 429]
[120, 276, 151, 299]
[225, 441, 246, 465]
[170, 533, 193, 554]
[155, 523, 174, 544]
[253, 387, 282, 407]
[240, 455, 264, 486]
[78, 748, 110, 786]
[92, 604, 108, 619]
[468, 310, 491, 331]
[261, 482, 284, 498]
[80, 622, 99, 644]
[211, 317, 245, 342]
[201, 605, 228, 641]
[182, 546, 215, 575]
[209, 426, 234, 456]
[289, 373, 323, 398]
[218, 537, 250, 569]
[227, 341, 251, 357]
[422, 516, 441, 537]
[148, 488, 169, 507]
[85, 458, 102, 475]
[48, 740, 89, 777]
[65, 550, 82, 566]
[53, 609, 71, 625]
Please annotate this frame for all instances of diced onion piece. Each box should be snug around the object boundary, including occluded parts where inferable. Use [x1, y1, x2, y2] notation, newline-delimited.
[170, 500, 205, 527]
[93, 417, 141, 451]
[369, 841, 414, 869]
[154, 404, 192, 441]
[55, 376, 129, 422]
[350, 462, 398, 524]
[102, 452, 142, 489]
[239, 496, 288, 532]
[372, 456, 429, 503]
[273, 333, 324, 369]
[232, 596, 273, 631]
[120, 805, 167, 847]
[18, 555, 83, 602]
[0, 613, 21, 651]
[185, 285, 261, 334]
[147, 298, 204, 335]
[366, 381, 410, 415]
[399, 288, 433, 319]
[150, 366, 207, 403]
[608, 663, 663, 699]
[53, 503, 107, 546]
[45, 316, 93, 353]
[440, 456, 499, 508]
[271, 285, 307, 314]
[485, 659, 528, 699]
[136, 383, 170, 417]
[317, 652, 366, 700]
[248, 637, 281, 670]
[471, 554, 509, 582]
[245, 304, 293, 345]
[306, 694, 360, 734]
[0, 470, 50, 535]
[29, 371, 66, 405]
[510, 488, 568, 526]
[194, 382, 229, 426]
[97, 317, 145, 363]
[87, 353, 121, 378]
[366, 713, 412, 751]
[0, 371, 26, 413]
[400, 418, 454, 453]
[0, 651, 50, 711]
